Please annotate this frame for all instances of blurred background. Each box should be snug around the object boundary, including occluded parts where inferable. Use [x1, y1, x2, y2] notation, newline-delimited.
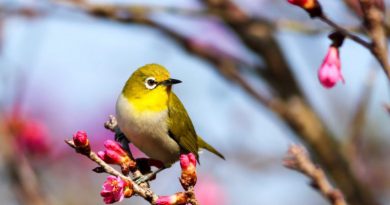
[0, 0, 390, 205]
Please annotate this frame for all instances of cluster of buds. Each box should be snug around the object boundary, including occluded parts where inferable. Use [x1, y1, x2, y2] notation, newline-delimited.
[179, 153, 197, 189]
[318, 32, 345, 89]
[72, 131, 90, 155]
[154, 153, 197, 205]
[101, 176, 133, 204]
[98, 140, 136, 175]
[287, 0, 323, 17]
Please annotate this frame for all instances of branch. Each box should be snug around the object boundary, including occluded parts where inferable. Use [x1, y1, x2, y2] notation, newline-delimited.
[358, 0, 390, 80]
[284, 145, 348, 205]
[65, 139, 158, 202]
[318, 14, 372, 49]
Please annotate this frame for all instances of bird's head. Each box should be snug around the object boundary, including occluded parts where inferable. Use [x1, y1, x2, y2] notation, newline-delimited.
[122, 64, 181, 108]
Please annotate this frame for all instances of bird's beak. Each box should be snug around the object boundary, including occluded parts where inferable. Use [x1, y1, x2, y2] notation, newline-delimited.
[160, 78, 182, 86]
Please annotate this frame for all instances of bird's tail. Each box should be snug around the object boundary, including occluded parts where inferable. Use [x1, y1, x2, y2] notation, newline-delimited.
[197, 136, 225, 160]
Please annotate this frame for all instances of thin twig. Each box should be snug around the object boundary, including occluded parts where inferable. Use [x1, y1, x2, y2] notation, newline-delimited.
[318, 14, 372, 49]
[284, 145, 348, 205]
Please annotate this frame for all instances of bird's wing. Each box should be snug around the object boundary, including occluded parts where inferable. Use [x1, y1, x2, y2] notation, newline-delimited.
[168, 92, 199, 159]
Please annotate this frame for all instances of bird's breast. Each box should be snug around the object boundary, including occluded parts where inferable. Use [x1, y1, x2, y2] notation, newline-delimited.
[116, 94, 180, 166]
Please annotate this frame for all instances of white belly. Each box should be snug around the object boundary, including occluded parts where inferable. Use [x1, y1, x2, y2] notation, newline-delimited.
[115, 94, 180, 166]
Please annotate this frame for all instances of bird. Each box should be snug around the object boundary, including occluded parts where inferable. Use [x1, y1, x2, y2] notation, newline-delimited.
[116, 64, 224, 182]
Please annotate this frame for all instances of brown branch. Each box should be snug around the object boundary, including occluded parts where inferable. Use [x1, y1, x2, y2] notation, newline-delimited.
[284, 145, 348, 205]
[199, 1, 379, 205]
[358, 0, 390, 80]
[345, 69, 377, 183]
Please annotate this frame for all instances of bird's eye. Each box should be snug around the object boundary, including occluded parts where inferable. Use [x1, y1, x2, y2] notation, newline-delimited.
[145, 77, 157, 90]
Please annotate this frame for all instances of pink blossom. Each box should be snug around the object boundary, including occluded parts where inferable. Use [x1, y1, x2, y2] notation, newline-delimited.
[100, 176, 125, 204]
[318, 46, 344, 88]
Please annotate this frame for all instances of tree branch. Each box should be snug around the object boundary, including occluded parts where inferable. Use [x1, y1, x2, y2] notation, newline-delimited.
[284, 144, 348, 205]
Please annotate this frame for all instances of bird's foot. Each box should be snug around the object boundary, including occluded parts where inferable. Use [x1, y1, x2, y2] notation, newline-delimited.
[133, 167, 165, 184]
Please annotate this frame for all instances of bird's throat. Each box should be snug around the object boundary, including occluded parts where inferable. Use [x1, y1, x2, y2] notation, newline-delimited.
[126, 90, 169, 113]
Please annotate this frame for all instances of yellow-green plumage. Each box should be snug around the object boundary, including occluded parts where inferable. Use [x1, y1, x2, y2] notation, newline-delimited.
[116, 64, 224, 167]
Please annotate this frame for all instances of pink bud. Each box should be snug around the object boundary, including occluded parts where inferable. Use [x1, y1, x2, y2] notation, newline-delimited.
[288, 0, 316, 9]
[99, 140, 135, 174]
[180, 153, 196, 170]
[104, 140, 127, 157]
[73, 131, 89, 147]
[100, 176, 126, 204]
[156, 193, 187, 205]
[318, 46, 344, 88]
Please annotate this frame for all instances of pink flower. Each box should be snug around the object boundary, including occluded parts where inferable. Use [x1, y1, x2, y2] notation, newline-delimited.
[73, 131, 89, 147]
[318, 46, 345, 88]
[156, 193, 187, 205]
[100, 176, 126, 204]
[98, 140, 136, 174]
[179, 153, 197, 189]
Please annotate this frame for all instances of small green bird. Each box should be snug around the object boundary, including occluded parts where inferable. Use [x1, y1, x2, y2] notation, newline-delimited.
[116, 64, 224, 179]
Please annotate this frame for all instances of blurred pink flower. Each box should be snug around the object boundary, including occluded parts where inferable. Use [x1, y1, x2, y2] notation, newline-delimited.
[195, 176, 226, 205]
[18, 120, 50, 156]
[100, 176, 125, 204]
[318, 46, 344, 88]
[4, 111, 50, 156]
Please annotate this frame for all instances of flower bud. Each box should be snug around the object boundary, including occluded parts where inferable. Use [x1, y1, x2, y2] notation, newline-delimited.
[156, 193, 188, 205]
[179, 153, 197, 189]
[72, 131, 90, 154]
[318, 46, 344, 88]
[98, 140, 136, 175]
[287, 0, 322, 17]
[73, 131, 89, 147]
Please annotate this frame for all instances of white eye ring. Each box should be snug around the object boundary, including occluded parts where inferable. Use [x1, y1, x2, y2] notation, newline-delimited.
[145, 77, 157, 90]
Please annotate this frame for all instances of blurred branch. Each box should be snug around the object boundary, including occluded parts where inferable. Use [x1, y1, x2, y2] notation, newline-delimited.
[284, 144, 348, 205]
[199, 1, 379, 205]
[345, 69, 377, 183]
[54, 0, 209, 17]
[358, 0, 390, 80]
[0, 120, 48, 205]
